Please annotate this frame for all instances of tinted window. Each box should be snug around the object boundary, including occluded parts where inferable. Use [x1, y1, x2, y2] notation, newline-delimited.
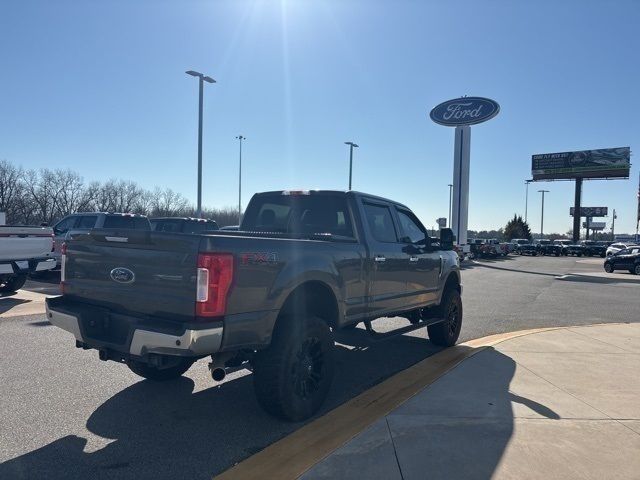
[184, 221, 218, 234]
[53, 216, 77, 235]
[631, 248, 640, 255]
[76, 215, 98, 229]
[152, 219, 183, 233]
[103, 216, 150, 230]
[242, 195, 353, 237]
[396, 209, 425, 243]
[363, 203, 397, 243]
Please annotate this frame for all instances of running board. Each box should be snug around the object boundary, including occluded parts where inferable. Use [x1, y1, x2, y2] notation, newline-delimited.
[363, 318, 444, 342]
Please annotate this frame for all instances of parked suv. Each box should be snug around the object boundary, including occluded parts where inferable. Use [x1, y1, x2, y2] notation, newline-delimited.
[52, 213, 151, 266]
[603, 246, 640, 275]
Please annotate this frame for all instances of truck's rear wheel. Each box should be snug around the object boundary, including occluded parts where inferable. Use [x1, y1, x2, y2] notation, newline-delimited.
[253, 315, 335, 421]
[127, 358, 194, 381]
[0, 274, 28, 293]
[427, 289, 463, 347]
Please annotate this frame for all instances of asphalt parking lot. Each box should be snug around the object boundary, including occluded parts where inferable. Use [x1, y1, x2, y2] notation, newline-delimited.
[1, 255, 639, 479]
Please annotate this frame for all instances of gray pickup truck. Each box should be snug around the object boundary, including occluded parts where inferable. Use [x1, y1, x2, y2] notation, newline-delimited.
[47, 190, 462, 420]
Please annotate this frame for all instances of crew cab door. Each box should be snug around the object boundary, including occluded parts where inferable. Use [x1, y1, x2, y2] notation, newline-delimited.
[361, 201, 408, 316]
[395, 207, 440, 307]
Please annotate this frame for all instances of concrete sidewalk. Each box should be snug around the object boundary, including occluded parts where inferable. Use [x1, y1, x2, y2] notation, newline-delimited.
[303, 324, 640, 480]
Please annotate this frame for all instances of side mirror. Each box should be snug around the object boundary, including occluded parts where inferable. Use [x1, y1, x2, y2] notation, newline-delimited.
[440, 228, 454, 250]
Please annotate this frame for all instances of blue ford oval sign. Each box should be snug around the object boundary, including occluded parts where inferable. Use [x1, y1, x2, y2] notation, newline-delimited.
[430, 97, 500, 126]
[110, 267, 135, 284]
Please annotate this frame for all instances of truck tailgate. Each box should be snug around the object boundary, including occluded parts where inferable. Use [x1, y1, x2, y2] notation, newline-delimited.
[0, 227, 53, 261]
[64, 230, 201, 322]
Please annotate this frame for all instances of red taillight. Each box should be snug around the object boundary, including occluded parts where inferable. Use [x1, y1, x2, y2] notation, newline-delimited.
[196, 253, 234, 317]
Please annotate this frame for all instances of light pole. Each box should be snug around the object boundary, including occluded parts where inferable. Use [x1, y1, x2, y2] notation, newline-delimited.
[236, 135, 245, 223]
[611, 209, 617, 240]
[448, 183, 453, 228]
[525, 180, 532, 223]
[344, 142, 359, 190]
[538, 189, 549, 238]
[186, 70, 216, 217]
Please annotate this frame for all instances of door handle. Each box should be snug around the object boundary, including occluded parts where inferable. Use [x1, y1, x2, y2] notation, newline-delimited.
[374, 255, 386, 263]
[409, 256, 419, 262]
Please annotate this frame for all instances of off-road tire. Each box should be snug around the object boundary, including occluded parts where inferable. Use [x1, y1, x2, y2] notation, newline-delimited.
[127, 358, 194, 381]
[0, 274, 28, 293]
[427, 289, 463, 347]
[253, 315, 335, 421]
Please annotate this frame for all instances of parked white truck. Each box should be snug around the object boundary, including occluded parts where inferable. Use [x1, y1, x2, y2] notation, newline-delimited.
[0, 226, 56, 293]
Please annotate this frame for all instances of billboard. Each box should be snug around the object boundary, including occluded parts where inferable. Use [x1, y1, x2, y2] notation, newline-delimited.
[570, 207, 608, 217]
[531, 147, 630, 180]
[583, 221, 605, 230]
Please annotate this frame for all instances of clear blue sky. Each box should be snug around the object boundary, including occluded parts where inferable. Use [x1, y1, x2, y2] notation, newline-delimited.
[1, 0, 639, 234]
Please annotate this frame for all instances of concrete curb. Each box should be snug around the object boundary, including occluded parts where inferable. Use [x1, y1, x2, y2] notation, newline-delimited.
[215, 326, 570, 480]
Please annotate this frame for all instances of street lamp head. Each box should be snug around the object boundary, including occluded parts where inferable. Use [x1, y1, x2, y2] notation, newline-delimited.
[236, 135, 246, 140]
[538, 189, 550, 193]
[203, 76, 216, 84]
[186, 70, 201, 77]
[344, 141, 359, 148]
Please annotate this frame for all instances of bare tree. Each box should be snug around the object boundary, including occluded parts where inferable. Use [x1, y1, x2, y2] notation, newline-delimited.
[0, 160, 23, 222]
[24, 169, 66, 225]
[52, 169, 93, 217]
[150, 187, 190, 217]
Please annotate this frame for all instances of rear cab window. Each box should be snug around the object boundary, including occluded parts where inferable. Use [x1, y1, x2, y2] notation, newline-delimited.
[241, 193, 354, 238]
[103, 215, 150, 230]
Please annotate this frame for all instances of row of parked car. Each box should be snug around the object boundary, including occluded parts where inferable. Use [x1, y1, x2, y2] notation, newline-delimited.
[510, 239, 613, 257]
[466, 237, 629, 259]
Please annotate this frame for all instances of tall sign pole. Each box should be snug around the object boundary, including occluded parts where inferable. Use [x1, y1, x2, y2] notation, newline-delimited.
[572, 178, 582, 243]
[637, 172, 640, 241]
[430, 97, 500, 250]
[451, 126, 471, 246]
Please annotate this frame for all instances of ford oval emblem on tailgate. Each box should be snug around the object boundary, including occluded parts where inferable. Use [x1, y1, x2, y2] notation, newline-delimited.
[110, 267, 135, 284]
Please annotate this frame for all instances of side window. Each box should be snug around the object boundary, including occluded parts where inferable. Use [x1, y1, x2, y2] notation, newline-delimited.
[396, 209, 426, 244]
[618, 249, 630, 255]
[76, 215, 98, 229]
[53, 216, 77, 235]
[363, 203, 397, 243]
[631, 248, 640, 255]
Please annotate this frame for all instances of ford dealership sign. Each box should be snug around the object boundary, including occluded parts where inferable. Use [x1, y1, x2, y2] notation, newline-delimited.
[430, 97, 500, 126]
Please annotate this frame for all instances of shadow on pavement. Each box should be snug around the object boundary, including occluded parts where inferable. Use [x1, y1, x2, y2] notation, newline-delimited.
[377, 348, 559, 480]
[0, 298, 30, 315]
[0, 328, 442, 480]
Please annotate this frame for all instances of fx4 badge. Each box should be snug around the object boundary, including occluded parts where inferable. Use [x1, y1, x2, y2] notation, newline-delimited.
[240, 252, 278, 266]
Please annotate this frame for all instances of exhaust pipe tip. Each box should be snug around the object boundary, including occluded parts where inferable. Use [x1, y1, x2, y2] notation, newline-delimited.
[211, 367, 226, 382]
